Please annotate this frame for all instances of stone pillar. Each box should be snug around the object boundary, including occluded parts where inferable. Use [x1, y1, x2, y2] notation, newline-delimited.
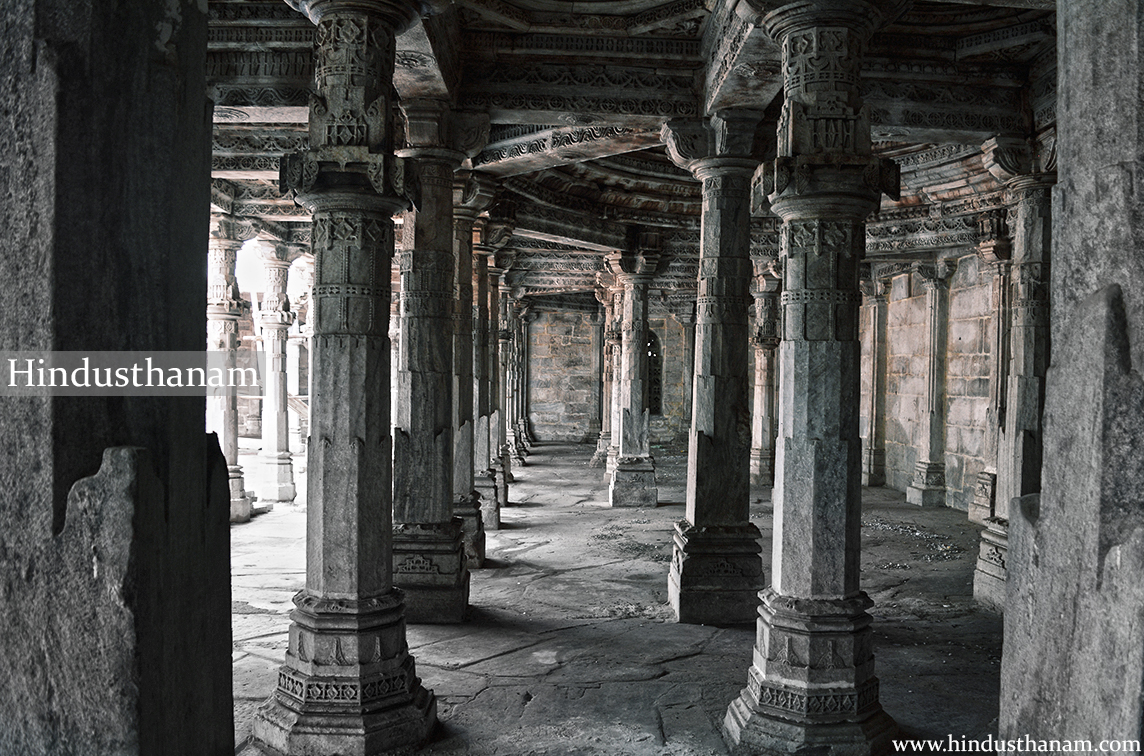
[452, 170, 495, 564]
[392, 100, 470, 624]
[587, 308, 606, 446]
[605, 283, 625, 479]
[672, 303, 697, 443]
[472, 220, 499, 528]
[906, 262, 952, 507]
[590, 277, 618, 468]
[974, 137, 1055, 612]
[860, 278, 888, 487]
[606, 242, 660, 508]
[969, 230, 1009, 525]
[723, 2, 903, 751]
[255, 239, 299, 507]
[662, 110, 764, 622]
[493, 262, 515, 492]
[751, 268, 781, 487]
[287, 255, 314, 457]
[207, 216, 254, 523]
[252, 1, 437, 751]
[506, 298, 530, 465]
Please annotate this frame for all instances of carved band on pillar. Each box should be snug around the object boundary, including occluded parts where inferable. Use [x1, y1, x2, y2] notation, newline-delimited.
[254, 239, 301, 507]
[973, 134, 1056, 613]
[251, 1, 437, 752]
[208, 214, 255, 524]
[606, 240, 662, 508]
[392, 98, 470, 624]
[663, 109, 764, 623]
[723, 2, 906, 752]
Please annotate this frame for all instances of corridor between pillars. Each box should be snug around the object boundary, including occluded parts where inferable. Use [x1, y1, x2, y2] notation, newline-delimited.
[250, 1, 437, 753]
[393, 99, 470, 624]
[723, 2, 906, 753]
[662, 110, 765, 625]
[606, 244, 662, 508]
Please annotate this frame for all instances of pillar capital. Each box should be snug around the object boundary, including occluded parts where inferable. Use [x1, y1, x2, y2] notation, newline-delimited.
[662, 109, 764, 174]
[753, 0, 909, 42]
[453, 171, 497, 224]
[288, 0, 422, 32]
[915, 260, 953, 290]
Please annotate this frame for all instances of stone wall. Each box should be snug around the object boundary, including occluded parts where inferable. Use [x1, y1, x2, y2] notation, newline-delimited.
[884, 273, 926, 491]
[943, 255, 992, 511]
[527, 312, 599, 441]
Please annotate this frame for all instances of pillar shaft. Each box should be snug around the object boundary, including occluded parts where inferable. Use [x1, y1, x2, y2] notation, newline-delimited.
[589, 288, 617, 468]
[677, 308, 697, 441]
[724, 4, 902, 751]
[607, 250, 659, 508]
[605, 286, 624, 477]
[392, 146, 469, 623]
[252, 2, 437, 751]
[860, 281, 887, 488]
[906, 265, 951, 507]
[258, 245, 298, 506]
[207, 224, 252, 523]
[751, 274, 781, 487]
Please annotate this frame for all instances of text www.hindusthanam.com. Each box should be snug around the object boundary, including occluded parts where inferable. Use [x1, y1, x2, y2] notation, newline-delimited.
[894, 736, 1142, 753]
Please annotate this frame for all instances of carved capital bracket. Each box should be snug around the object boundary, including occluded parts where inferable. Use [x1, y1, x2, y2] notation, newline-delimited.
[914, 260, 954, 290]
[662, 109, 766, 173]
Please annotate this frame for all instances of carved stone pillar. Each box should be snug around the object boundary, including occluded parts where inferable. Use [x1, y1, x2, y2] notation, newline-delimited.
[589, 275, 618, 468]
[453, 171, 495, 563]
[605, 283, 625, 479]
[751, 268, 781, 487]
[723, 2, 904, 751]
[489, 246, 516, 505]
[255, 240, 299, 507]
[472, 220, 498, 529]
[860, 278, 888, 487]
[974, 137, 1055, 612]
[969, 210, 1010, 525]
[906, 262, 952, 507]
[207, 215, 253, 523]
[662, 110, 764, 622]
[251, 2, 437, 752]
[392, 101, 469, 624]
[506, 298, 531, 465]
[672, 303, 697, 442]
[287, 255, 314, 457]
[606, 243, 660, 508]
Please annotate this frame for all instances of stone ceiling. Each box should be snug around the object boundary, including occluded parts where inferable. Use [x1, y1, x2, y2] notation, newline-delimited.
[207, 0, 1056, 313]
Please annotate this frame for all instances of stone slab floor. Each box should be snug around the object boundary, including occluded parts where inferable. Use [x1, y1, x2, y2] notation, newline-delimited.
[232, 440, 1002, 755]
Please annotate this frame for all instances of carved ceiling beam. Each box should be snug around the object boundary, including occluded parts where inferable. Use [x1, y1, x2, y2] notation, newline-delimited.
[940, 0, 1053, 8]
[458, 62, 700, 127]
[473, 125, 663, 176]
[866, 77, 1026, 143]
[461, 31, 702, 67]
[702, 0, 783, 114]
[513, 201, 629, 253]
[394, 15, 458, 101]
[457, 0, 708, 35]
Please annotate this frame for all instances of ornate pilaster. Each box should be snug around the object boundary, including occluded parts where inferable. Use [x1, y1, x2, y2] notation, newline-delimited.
[453, 170, 496, 565]
[906, 262, 953, 507]
[859, 277, 888, 488]
[606, 242, 662, 508]
[392, 99, 470, 624]
[723, 3, 904, 753]
[251, 1, 437, 752]
[751, 267, 781, 487]
[663, 110, 764, 622]
[589, 274, 618, 468]
[207, 214, 255, 524]
[254, 239, 301, 507]
[974, 135, 1056, 612]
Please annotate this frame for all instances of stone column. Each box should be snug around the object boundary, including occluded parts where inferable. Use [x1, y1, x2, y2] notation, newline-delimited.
[605, 283, 625, 479]
[452, 170, 495, 565]
[859, 278, 888, 487]
[606, 242, 660, 508]
[287, 255, 314, 457]
[906, 262, 952, 507]
[252, 1, 437, 751]
[506, 298, 531, 465]
[392, 100, 469, 624]
[589, 277, 617, 468]
[207, 215, 253, 523]
[723, 2, 903, 751]
[662, 110, 764, 622]
[975, 137, 1055, 611]
[255, 239, 299, 507]
[493, 264, 515, 491]
[750, 268, 781, 487]
[969, 211, 1010, 525]
[672, 303, 697, 442]
[472, 220, 499, 528]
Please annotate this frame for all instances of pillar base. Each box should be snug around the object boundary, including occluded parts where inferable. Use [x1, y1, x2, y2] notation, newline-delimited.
[668, 521, 764, 624]
[393, 519, 470, 624]
[229, 466, 252, 523]
[588, 432, 611, 468]
[475, 469, 500, 530]
[455, 491, 486, 568]
[968, 471, 996, 525]
[604, 445, 619, 484]
[608, 456, 657, 507]
[507, 433, 527, 466]
[251, 590, 437, 756]
[260, 453, 297, 507]
[750, 450, 775, 488]
[861, 448, 885, 488]
[906, 461, 945, 507]
[723, 589, 895, 756]
[972, 516, 1008, 613]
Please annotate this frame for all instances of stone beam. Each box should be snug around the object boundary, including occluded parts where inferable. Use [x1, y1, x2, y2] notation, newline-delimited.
[702, 0, 784, 114]
[462, 31, 701, 66]
[394, 14, 459, 101]
[513, 202, 628, 253]
[458, 62, 700, 127]
[473, 125, 663, 176]
[866, 76, 1026, 143]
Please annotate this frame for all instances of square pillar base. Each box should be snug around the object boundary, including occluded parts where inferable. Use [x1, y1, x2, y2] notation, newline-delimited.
[475, 469, 500, 530]
[750, 450, 775, 488]
[861, 448, 885, 488]
[608, 457, 657, 507]
[589, 433, 611, 468]
[393, 520, 470, 624]
[229, 467, 252, 523]
[668, 521, 765, 625]
[260, 453, 297, 508]
[906, 461, 945, 507]
[724, 696, 896, 756]
[972, 517, 1008, 613]
[455, 492, 486, 568]
[968, 471, 996, 525]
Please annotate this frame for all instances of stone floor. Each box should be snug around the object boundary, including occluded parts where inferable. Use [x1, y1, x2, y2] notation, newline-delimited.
[231, 438, 1002, 755]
